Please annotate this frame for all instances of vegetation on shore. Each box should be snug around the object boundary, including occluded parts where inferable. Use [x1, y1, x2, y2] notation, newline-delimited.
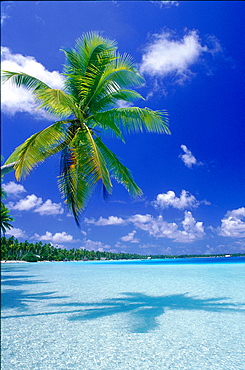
[1, 236, 244, 262]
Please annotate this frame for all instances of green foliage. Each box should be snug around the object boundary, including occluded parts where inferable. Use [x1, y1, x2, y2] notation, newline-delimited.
[1, 237, 244, 262]
[1, 183, 14, 234]
[0, 236, 147, 261]
[2, 32, 170, 225]
[1, 203, 14, 234]
[22, 252, 39, 262]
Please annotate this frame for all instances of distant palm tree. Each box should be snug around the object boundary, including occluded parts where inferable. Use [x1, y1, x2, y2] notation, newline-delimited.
[2, 32, 169, 225]
[1, 203, 14, 234]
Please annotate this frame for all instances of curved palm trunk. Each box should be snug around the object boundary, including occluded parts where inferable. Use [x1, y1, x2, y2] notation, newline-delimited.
[1, 162, 17, 176]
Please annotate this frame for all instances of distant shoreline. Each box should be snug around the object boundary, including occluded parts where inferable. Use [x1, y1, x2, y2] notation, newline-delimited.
[2, 255, 245, 264]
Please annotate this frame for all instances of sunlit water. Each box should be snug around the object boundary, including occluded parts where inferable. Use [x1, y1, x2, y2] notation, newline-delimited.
[1, 258, 245, 370]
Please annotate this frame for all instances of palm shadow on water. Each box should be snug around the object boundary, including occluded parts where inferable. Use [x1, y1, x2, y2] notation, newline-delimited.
[1, 271, 67, 311]
[51, 292, 245, 333]
[2, 268, 244, 333]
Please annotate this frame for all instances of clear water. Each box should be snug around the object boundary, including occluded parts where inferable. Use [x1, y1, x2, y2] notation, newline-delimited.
[1, 258, 245, 370]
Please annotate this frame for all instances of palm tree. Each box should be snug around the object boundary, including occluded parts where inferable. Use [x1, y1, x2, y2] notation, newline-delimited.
[1, 203, 14, 235]
[1, 184, 14, 234]
[2, 32, 169, 225]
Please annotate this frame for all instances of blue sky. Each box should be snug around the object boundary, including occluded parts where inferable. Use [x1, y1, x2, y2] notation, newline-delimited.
[1, 1, 245, 255]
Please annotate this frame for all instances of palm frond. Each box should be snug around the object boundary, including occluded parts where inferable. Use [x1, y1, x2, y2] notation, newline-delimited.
[87, 116, 125, 142]
[58, 124, 113, 224]
[89, 89, 144, 114]
[95, 137, 143, 197]
[5, 121, 72, 180]
[99, 52, 145, 89]
[81, 126, 113, 194]
[95, 107, 170, 135]
[81, 53, 144, 111]
[35, 88, 77, 117]
[1, 203, 14, 234]
[62, 32, 117, 102]
[75, 32, 117, 72]
[58, 146, 92, 226]
[1, 71, 50, 91]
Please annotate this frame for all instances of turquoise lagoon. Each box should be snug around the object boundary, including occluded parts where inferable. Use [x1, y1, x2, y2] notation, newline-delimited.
[1, 257, 245, 369]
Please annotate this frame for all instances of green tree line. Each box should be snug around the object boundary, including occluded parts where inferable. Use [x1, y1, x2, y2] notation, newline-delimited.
[1, 236, 147, 262]
[1, 236, 244, 262]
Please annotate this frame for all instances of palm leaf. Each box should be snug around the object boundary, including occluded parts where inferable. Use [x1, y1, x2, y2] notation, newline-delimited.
[62, 32, 117, 102]
[1, 204, 14, 234]
[58, 146, 92, 226]
[89, 88, 144, 114]
[87, 115, 125, 142]
[98, 52, 145, 90]
[81, 126, 113, 194]
[95, 107, 170, 134]
[5, 121, 72, 180]
[95, 137, 143, 197]
[1, 71, 50, 91]
[35, 88, 77, 117]
[58, 125, 113, 224]
[81, 53, 144, 111]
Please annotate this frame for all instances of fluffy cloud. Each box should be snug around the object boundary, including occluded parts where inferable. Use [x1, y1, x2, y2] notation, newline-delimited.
[81, 239, 111, 252]
[153, 190, 200, 210]
[8, 194, 64, 215]
[34, 199, 64, 216]
[1, 47, 64, 118]
[5, 227, 26, 239]
[180, 145, 203, 168]
[8, 194, 42, 211]
[87, 211, 205, 243]
[130, 211, 205, 243]
[140, 29, 221, 86]
[120, 230, 139, 243]
[35, 231, 74, 243]
[140, 30, 207, 81]
[85, 216, 126, 226]
[2, 181, 26, 195]
[151, 1, 179, 8]
[1, 12, 9, 25]
[219, 207, 245, 238]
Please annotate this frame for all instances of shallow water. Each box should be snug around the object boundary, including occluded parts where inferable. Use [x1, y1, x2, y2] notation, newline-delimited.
[1, 258, 245, 369]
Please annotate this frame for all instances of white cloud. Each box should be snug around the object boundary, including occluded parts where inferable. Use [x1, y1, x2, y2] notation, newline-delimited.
[129, 212, 205, 243]
[81, 239, 111, 252]
[120, 230, 139, 243]
[140, 30, 208, 82]
[8, 194, 43, 211]
[85, 215, 126, 226]
[2, 181, 26, 195]
[151, 1, 179, 8]
[180, 145, 203, 168]
[1, 47, 64, 118]
[1, 2, 12, 26]
[7, 193, 64, 215]
[219, 207, 245, 238]
[153, 190, 200, 209]
[140, 29, 222, 87]
[5, 227, 26, 239]
[116, 100, 134, 108]
[88, 211, 205, 243]
[34, 199, 64, 215]
[180, 211, 205, 242]
[35, 231, 74, 243]
[1, 12, 9, 25]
